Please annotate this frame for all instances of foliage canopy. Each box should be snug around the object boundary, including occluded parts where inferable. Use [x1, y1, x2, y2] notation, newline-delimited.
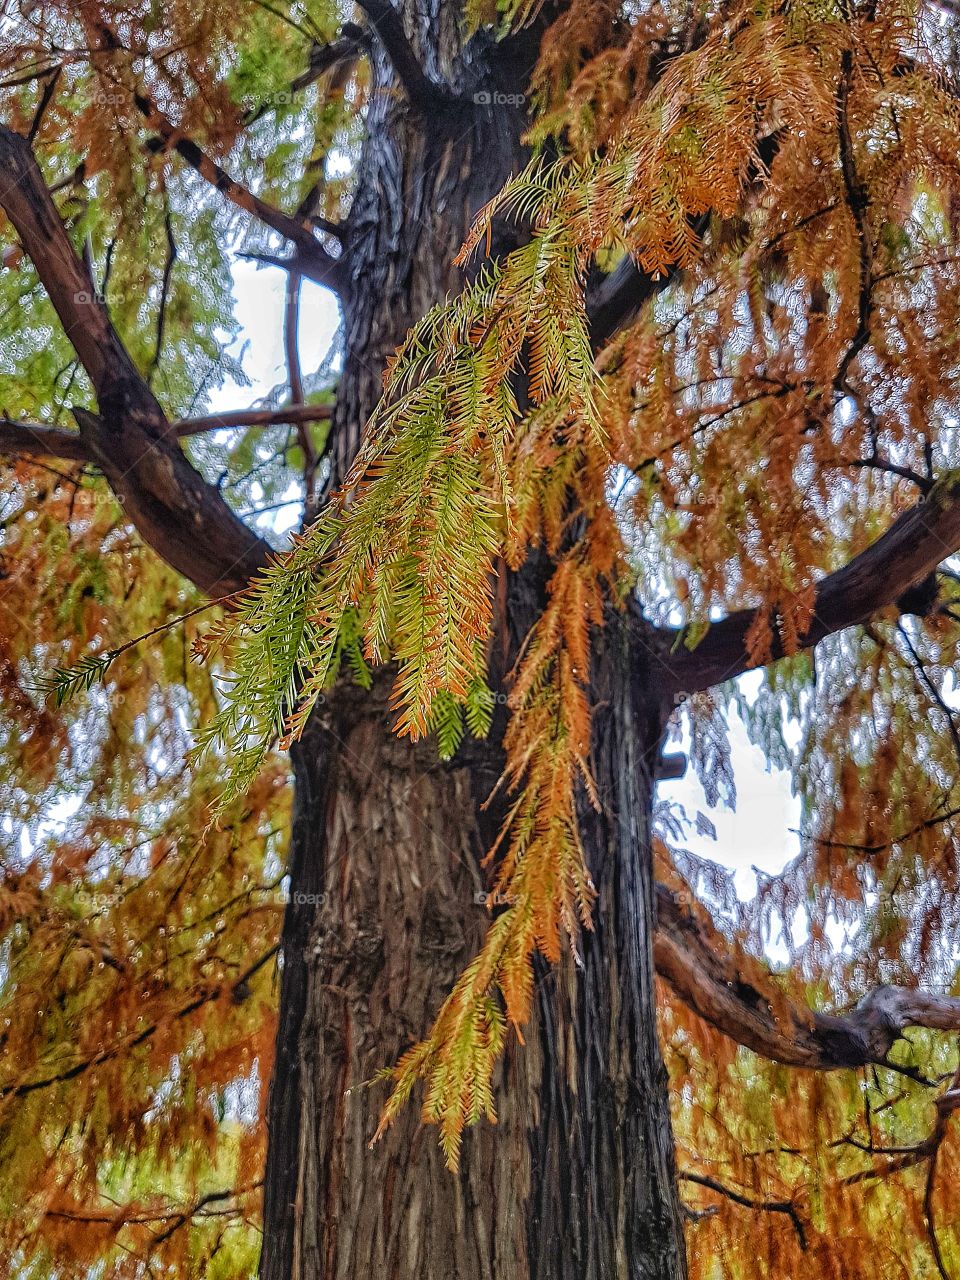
[4, 0, 960, 1274]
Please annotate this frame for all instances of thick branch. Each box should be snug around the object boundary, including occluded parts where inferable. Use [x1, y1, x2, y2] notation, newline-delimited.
[654, 883, 960, 1070]
[0, 125, 270, 596]
[0, 420, 89, 462]
[355, 0, 451, 111]
[661, 468, 960, 694]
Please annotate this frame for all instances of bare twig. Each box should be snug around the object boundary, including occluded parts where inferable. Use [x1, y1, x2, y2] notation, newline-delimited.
[678, 1172, 807, 1249]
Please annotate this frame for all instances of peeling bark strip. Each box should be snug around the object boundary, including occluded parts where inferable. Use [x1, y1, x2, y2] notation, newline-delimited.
[0, 125, 270, 595]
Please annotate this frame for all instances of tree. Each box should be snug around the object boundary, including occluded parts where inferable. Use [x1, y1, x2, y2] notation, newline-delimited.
[4, 0, 960, 1274]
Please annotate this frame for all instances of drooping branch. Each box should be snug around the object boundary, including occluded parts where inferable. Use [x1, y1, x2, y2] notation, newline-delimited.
[0, 125, 270, 596]
[659, 468, 960, 695]
[838, 1075, 960, 1279]
[586, 128, 782, 350]
[1, 945, 279, 1100]
[653, 882, 960, 1071]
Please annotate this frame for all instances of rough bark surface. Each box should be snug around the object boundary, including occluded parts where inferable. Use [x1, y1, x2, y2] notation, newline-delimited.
[527, 621, 688, 1280]
[259, 8, 687, 1278]
[276, 683, 538, 1279]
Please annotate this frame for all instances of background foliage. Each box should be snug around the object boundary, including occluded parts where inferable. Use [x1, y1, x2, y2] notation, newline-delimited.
[3, 0, 960, 1274]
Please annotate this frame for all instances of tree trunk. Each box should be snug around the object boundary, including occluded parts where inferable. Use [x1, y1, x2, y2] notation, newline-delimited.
[260, 10, 688, 1277]
[525, 620, 688, 1280]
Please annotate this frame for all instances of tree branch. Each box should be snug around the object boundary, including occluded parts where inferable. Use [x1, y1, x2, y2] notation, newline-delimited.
[0, 405, 334, 463]
[660, 468, 960, 694]
[174, 403, 333, 436]
[243, 24, 367, 125]
[77, 12, 345, 292]
[834, 48, 874, 392]
[44, 1182, 262, 1230]
[654, 882, 960, 1071]
[0, 420, 90, 462]
[585, 126, 781, 349]
[236, 248, 344, 290]
[0, 125, 271, 596]
[1, 945, 279, 1099]
[678, 1172, 806, 1248]
[135, 88, 345, 292]
[355, 0, 452, 111]
[587, 214, 710, 351]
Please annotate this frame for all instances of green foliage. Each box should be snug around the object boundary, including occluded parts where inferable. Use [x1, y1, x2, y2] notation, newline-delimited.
[35, 651, 119, 707]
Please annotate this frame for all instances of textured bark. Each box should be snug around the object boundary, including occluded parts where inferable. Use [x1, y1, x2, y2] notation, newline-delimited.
[262, 654, 689, 1280]
[260, 8, 687, 1278]
[526, 620, 688, 1280]
[262, 680, 534, 1280]
[322, 22, 533, 492]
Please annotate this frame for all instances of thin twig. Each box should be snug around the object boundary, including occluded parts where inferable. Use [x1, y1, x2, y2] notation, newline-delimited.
[678, 1171, 807, 1249]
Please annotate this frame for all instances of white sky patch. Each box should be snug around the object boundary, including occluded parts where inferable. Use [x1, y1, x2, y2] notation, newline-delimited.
[661, 708, 801, 892]
[208, 262, 341, 411]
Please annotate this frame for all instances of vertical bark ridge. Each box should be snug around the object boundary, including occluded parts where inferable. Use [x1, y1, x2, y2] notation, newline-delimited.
[526, 620, 688, 1280]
